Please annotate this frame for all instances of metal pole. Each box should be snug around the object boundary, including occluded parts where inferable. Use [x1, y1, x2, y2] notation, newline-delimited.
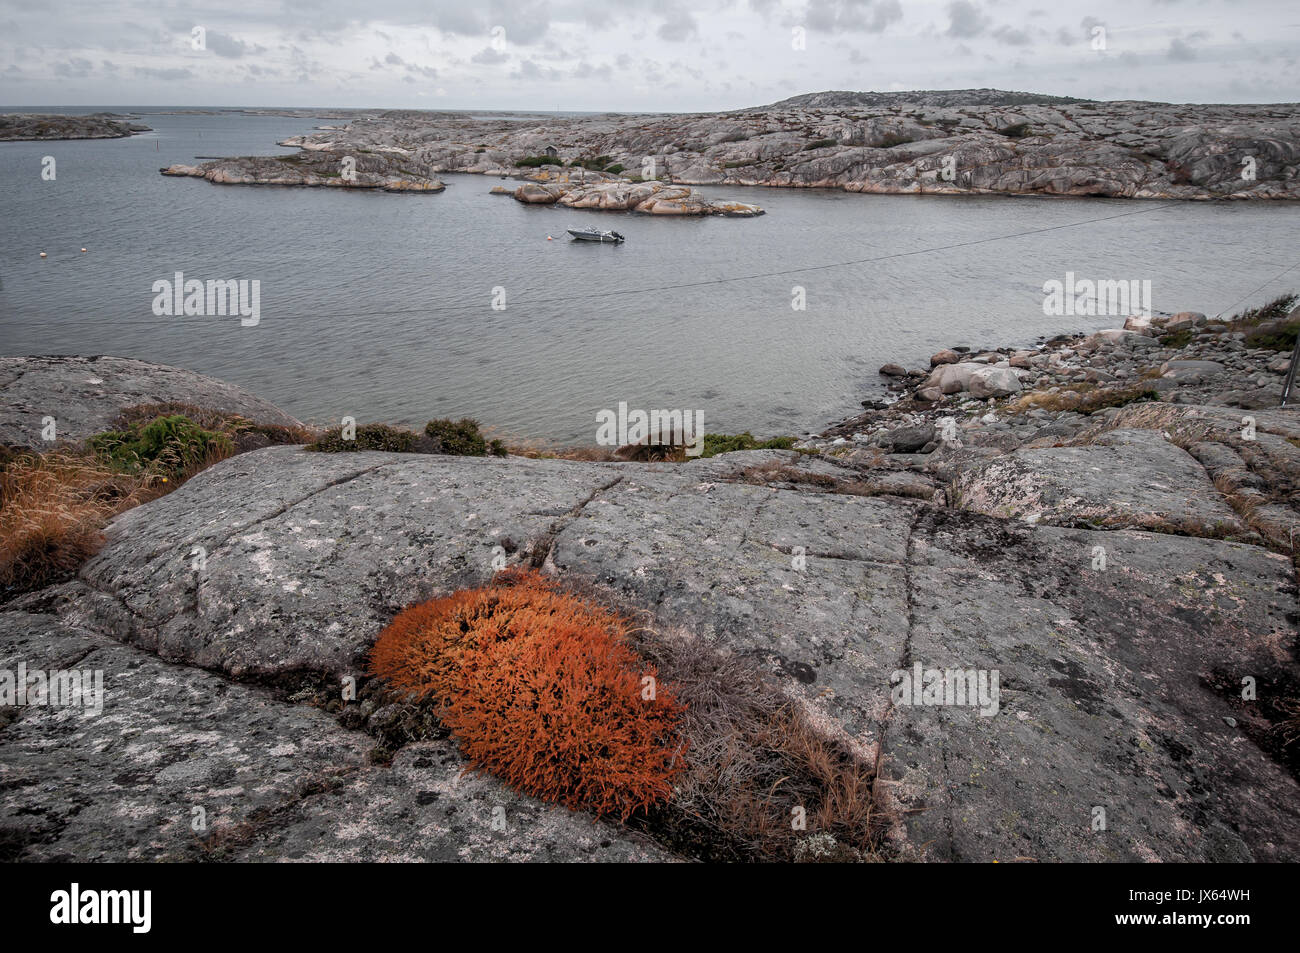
[1280, 304, 1300, 407]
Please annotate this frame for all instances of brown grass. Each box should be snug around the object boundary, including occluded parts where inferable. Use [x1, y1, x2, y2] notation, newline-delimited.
[2, 406, 312, 596]
[1007, 382, 1160, 416]
[630, 629, 883, 861]
[0, 451, 150, 592]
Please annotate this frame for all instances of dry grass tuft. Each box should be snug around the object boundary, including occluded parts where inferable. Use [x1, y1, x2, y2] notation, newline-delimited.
[2, 407, 311, 596]
[0, 451, 150, 592]
[1007, 382, 1160, 416]
[631, 630, 883, 861]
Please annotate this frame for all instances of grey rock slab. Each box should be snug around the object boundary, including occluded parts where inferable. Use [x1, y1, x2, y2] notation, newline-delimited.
[17, 443, 1300, 862]
[230, 741, 673, 862]
[549, 472, 916, 740]
[0, 609, 667, 862]
[72, 447, 626, 680]
[951, 431, 1245, 535]
[0, 610, 371, 861]
[0, 355, 303, 447]
[886, 511, 1300, 862]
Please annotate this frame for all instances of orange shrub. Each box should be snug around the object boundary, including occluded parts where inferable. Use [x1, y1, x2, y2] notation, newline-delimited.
[368, 569, 685, 820]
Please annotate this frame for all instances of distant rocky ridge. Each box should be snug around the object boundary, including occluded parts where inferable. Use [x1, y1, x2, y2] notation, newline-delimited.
[751, 88, 1094, 111]
[0, 113, 151, 142]
[269, 88, 1299, 200]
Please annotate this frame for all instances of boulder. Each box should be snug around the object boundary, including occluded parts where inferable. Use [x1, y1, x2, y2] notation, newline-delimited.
[878, 424, 936, 453]
[925, 361, 981, 394]
[966, 365, 1023, 399]
[930, 349, 959, 366]
[878, 363, 908, 377]
[0, 355, 304, 447]
[1160, 359, 1226, 381]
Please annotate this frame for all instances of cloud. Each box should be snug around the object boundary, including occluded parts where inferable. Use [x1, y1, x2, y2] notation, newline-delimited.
[135, 66, 194, 81]
[946, 1, 988, 38]
[205, 30, 260, 59]
[54, 57, 94, 78]
[471, 46, 510, 65]
[1168, 37, 1197, 61]
[804, 0, 903, 33]
[657, 8, 698, 42]
[992, 25, 1033, 46]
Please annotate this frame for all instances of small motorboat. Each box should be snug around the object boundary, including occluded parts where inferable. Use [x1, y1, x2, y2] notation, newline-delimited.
[566, 227, 625, 243]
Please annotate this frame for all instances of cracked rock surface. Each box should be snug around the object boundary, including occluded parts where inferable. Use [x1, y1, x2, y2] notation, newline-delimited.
[4, 437, 1298, 861]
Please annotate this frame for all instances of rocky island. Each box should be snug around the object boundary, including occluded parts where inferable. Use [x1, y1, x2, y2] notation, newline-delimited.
[3, 292, 1298, 862]
[262, 88, 1300, 201]
[0, 112, 151, 141]
[160, 150, 445, 192]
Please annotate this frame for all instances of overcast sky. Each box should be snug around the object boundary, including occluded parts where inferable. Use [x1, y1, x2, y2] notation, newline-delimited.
[2, 0, 1297, 111]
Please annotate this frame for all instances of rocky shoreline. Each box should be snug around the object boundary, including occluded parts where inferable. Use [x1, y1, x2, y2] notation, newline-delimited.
[0, 113, 151, 142]
[269, 88, 1300, 201]
[2, 295, 1299, 862]
[798, 299, 1300, 551]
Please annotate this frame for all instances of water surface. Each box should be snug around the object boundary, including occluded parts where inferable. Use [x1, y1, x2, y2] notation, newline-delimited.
[2, 109, 1296, 443]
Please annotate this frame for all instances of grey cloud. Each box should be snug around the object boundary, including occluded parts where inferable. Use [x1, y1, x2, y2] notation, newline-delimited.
[804, 0, 902, 33]
[992, 25, 1033, 46]
[135, 66, 194, 80]
[946, 1, 988, 38]
[206, 30, 261, 58]
[472, 47, 510, 65]
[657, 8, 697, 42]
[54, 57, 94, 78]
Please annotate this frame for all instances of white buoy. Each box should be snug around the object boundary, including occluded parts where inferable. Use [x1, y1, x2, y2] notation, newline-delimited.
[80, 247, 87, 253]
[39, 252, 47, 258]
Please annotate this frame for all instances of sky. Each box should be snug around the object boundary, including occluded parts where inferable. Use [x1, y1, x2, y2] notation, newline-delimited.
[2, 0, 1298, 111]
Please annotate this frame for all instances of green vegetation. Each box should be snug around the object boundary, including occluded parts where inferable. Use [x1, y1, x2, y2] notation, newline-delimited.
[89, 414, 233, 480]
[1160, 328, 1195, 348]
[567, 155, 612, 170]
[1231, 292, 1297, 325]
[700, 432, 797, 458]
[308, 423, 419, 453]
[603, 164, 625, 175]
[1229, 293, 1300, 350]
[514, 155, 562, 168]
[425, 418, 507, 457]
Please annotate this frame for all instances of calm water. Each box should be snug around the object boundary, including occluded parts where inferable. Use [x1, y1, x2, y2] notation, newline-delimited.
[2, 108, 1297, 443]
